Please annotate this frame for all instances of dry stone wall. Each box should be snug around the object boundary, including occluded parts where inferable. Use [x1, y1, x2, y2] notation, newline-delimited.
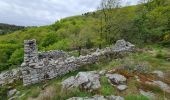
[0, 68, 21, 86]
[21, 39, 135, 86]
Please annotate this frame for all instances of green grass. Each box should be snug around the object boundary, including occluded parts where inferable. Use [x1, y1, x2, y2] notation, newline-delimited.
[100, 76, 115, 95]
[125, 94, 149, 100]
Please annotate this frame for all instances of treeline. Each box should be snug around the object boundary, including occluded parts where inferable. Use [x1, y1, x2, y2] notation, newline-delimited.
[0, 23, 25, 35]
[0, 0, 170, 72]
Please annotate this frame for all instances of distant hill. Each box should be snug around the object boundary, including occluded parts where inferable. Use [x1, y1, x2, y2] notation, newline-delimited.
[0, 23, 25, 35]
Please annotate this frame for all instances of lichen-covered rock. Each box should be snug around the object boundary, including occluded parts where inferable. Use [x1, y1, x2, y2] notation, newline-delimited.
[106, 74, 127, 85]
[62, 71, 101, 91]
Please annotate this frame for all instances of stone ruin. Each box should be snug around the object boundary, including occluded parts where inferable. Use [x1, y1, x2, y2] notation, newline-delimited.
[0, 39, 135, 86]
[21, 39, 134, 86]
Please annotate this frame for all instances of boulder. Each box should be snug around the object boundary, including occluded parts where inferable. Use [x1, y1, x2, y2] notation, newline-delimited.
[116, 85, 128, 91]
[106, 74, 127, 85]
[62, 71, 101, 91]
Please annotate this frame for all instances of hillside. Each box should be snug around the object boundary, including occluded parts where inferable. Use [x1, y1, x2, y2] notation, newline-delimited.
[0, 0, 169, 71]
[0, 0, 170, 100]
[0, 23, 25, 35]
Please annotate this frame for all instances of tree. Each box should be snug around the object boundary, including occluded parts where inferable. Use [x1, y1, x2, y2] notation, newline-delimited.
[98, 0, 121, 44]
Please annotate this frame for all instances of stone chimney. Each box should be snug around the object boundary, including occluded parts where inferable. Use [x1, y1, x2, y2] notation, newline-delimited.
[23, 39, 38, 68]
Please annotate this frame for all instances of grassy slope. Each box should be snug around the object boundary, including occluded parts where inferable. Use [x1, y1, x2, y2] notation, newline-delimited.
[3, 45, 169, 100]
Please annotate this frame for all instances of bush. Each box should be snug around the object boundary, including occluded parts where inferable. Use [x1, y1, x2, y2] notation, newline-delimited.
[0, 85, 8, 100]
[8, 48, 24, 67]
[46, 39, 71, 51]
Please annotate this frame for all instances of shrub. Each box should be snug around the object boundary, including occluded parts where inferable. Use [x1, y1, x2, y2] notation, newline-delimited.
[46, 39, 71, 51]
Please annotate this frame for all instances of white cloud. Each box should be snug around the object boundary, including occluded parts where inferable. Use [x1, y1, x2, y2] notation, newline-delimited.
[0, 0, 138, 26]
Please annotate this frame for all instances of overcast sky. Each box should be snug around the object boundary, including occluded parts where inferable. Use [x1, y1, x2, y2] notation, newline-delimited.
[0, 0, 138, 26]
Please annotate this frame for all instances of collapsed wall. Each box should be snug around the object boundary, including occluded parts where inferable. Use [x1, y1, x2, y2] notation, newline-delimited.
[21, 39, 135, 86]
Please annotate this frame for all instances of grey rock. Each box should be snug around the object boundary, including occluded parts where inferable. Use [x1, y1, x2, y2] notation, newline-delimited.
[8, 89, 17, 97]
[116, 85, 128, 91]
[99, 70, 107, 76]
[113, 39, 135, 52]
[106, 74, 127, 85]
[62, 76, 76, 90]
[139, 89, 155, 100]
[152, 70, 164, 78]
[106, 95, 125, 100]
[62, 71, 101, 91]
[153, 81, 170, 93]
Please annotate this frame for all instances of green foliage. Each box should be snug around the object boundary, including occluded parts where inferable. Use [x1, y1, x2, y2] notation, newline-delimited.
[41, 32, 58, 47]
[0, 0, 170, 71]
[46, 39, 71, 51]
[100, 76, 115, 95]
[8, 48, 24, 67]
[125, 94, 149, 100]
[0, 85, 8, 100]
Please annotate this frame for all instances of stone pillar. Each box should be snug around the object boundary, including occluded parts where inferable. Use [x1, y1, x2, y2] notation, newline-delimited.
[24, 39, 38, 68]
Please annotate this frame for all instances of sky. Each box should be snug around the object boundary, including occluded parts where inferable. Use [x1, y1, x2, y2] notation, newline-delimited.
[0, 0, 138, 26]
